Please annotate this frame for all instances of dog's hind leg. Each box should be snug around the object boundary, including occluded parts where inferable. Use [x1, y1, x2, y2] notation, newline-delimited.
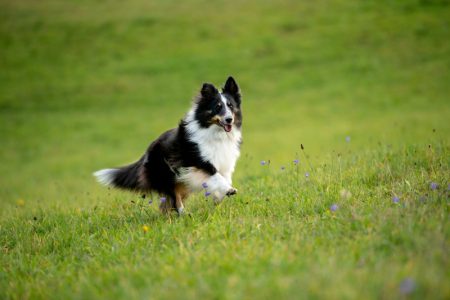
[159, 193, 175, 214]
[175, 184, 189, 215]
[175, 193, 184, 215]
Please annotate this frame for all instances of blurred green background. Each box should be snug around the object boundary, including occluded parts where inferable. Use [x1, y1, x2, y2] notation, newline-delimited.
[1, 0, 448, 212]
[0, 0, 449, 298]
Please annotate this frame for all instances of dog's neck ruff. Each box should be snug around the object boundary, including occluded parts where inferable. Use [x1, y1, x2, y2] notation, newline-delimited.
[184, 106, 241, 175]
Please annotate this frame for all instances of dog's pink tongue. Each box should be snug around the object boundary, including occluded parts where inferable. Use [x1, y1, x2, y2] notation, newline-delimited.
[224, 125, 232, 132]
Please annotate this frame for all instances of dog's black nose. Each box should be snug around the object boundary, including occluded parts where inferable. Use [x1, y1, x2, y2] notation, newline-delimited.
[225, 117, 233, 124]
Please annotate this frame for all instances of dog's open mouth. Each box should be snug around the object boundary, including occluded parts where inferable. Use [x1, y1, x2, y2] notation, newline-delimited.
[220, 123, 232, 132]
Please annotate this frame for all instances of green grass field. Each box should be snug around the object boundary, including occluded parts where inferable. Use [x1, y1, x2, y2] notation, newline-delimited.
[1, 0, 449, 299]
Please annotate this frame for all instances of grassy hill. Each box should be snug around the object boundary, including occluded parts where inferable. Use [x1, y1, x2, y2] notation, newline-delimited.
[0, 0, 449, 299]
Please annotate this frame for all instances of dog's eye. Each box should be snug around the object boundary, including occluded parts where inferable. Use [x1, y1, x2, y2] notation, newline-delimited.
[227, 102, 233, 109]
[215, 103, 222, 111]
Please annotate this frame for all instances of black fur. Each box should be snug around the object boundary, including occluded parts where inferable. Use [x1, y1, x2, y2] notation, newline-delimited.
[111, 157, 144, 189]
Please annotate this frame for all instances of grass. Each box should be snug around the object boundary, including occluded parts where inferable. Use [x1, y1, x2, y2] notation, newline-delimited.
[0, 0, 449, 299]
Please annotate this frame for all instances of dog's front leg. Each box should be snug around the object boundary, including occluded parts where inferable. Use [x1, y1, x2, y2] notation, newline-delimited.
[223, 171, 233, 185]
[206, 173, 237, 202]
[223, 171, 238, 196]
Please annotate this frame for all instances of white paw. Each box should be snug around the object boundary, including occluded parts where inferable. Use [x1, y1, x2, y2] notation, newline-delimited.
[177, 207, 185, 215]
[205, 173, 233, 201]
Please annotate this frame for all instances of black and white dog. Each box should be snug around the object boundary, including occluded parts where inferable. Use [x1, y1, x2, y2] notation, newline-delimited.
[94, 77, 242, 214]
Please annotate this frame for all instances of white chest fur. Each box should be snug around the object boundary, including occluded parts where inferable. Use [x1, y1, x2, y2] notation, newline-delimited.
[186, 119, 241, 177]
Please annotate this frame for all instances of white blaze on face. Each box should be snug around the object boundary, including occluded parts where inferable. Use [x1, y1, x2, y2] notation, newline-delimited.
[220, 94, 233, 122]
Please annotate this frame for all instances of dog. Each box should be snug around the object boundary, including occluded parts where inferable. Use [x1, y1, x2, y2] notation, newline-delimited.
[94, 76, 242, 214]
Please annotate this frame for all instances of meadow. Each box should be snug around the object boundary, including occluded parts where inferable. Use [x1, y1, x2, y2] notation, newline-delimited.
[0, 0, 449, 299]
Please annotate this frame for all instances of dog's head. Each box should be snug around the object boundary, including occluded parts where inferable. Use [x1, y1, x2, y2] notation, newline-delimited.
[194, 76, 242, 132]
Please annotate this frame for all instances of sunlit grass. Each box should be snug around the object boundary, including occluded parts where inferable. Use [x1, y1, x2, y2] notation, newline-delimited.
[1, 0, 449, 299]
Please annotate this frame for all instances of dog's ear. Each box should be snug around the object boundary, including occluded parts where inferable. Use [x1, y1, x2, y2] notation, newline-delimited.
[201, 83, 219, 99]
[223, 76, 240, 97]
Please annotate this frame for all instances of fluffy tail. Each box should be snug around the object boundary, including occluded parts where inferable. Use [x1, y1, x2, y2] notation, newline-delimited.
[93, 159, 145, 191]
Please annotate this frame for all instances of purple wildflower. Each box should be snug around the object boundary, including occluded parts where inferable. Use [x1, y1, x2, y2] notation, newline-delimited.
[293, 159, 299, 165]
[205, 191, 211, 197]
[430, 182, 438, 190]
[148, 199, 153, 205]
[447, 183, 450, 191]
[202, 182, 208, 189]
[392, 196, 400, 203]
[345, 136, 351, 142]
[160, 197, 166, 203]
[260, 160, 266, 166]
[399, 278, 416, 295]
[330, 204, 339, 212]
[305, 172, 310, 178]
